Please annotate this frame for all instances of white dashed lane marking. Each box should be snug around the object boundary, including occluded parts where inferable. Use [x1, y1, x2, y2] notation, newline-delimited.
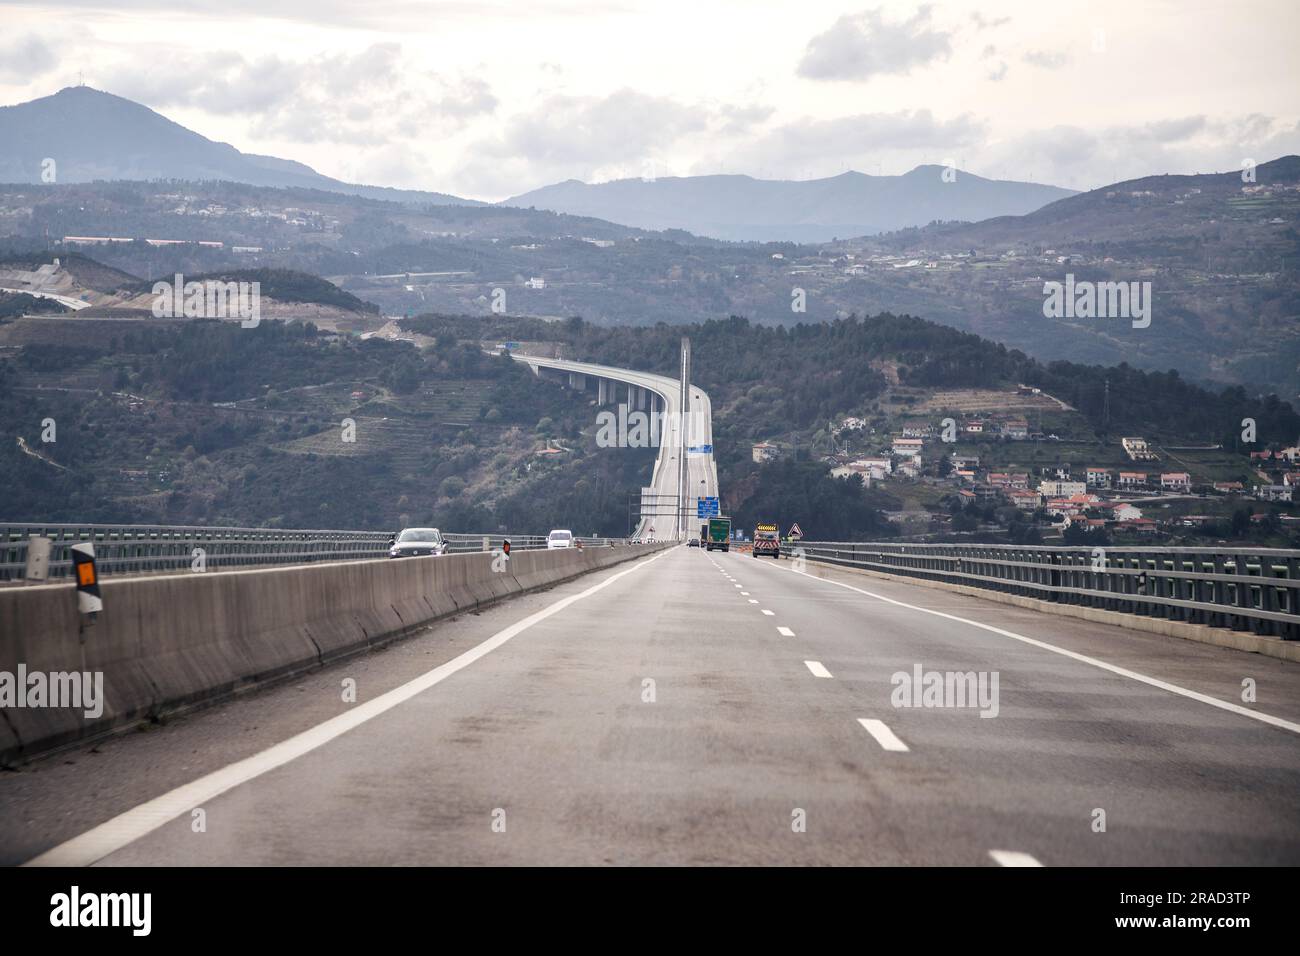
[989, 850, 1044, 867]
[789, 567, 1300, 736]
[857, 718, 909, 752]
[804, 660, 832, 678]
[777, 626, 795, 637]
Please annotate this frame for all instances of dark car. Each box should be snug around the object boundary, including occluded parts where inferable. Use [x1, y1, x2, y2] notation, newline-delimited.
[388, 527, 447, 558]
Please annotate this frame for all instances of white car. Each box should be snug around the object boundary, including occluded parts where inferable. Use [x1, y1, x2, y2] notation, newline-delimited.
[547, 529, 574, 549]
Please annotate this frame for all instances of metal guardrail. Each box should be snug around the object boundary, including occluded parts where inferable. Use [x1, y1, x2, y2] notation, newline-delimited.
[795, 541, 1300, 641]
[0, 523, 624, 583]
[442, 533, 619, 553]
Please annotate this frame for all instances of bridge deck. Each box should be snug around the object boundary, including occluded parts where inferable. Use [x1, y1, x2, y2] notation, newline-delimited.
[8, 546, 1298, 866]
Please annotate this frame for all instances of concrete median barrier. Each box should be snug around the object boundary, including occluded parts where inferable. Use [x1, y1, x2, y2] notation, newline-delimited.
[0, 542, 671, 764]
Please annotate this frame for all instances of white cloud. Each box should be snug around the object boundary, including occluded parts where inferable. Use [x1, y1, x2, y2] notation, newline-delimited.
[714, 110, 985, 178]
[1, 0, 1297, 200]
[1021, 49, 1070, 70]
[978, 115, 1300, 190]
[457, 88, 768, 194]
[797, 6, 953, 81]
[970, 12, 1011, 31]
[0, 35, 57, 81]
[102, 44, 496, 148]
[1143, 116, 1207, 143]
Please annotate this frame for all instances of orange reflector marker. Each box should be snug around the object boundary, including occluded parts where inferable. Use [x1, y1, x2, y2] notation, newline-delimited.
[70, 541, 103, 617]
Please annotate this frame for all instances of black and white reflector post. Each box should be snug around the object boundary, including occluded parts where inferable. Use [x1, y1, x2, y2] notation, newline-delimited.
[71, 541, 102, 620]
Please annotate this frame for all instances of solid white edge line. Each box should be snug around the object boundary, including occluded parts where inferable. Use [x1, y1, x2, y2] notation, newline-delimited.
[857, 718, 909, 751]
[989, 850, 1044, 867]
[784, 565, 1300, 736]
[24, 548, 673, 867]
[804, 660, 832, 678]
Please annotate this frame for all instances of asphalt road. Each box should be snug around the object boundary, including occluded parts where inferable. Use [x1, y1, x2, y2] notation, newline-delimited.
[4, 546, 1298, 866]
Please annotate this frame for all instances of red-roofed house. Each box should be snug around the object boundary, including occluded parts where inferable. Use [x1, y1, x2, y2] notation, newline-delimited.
[1009, 489, 1042, 510]
[1118, 518, 1159, 534]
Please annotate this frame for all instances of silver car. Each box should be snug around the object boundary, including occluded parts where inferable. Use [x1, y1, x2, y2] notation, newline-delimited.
[388, 527, 447, 558]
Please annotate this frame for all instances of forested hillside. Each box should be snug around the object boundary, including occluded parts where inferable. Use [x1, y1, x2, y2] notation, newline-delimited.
[3, 307, 1296, 539]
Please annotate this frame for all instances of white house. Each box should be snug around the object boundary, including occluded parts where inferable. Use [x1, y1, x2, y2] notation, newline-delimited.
[1086, 467, 1112, 488]
[1121, 437, 1158, 461]
[1103, 502, 1144, 521]
[1001, 420, 1029, 440]
[1256, 484, 1294, 502]
[1038, 480, 1087, 498]
[1009, 490, 1042, 510]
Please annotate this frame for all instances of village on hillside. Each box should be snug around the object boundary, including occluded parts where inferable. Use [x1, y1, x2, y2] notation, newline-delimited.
[751, 384, 1300, 544]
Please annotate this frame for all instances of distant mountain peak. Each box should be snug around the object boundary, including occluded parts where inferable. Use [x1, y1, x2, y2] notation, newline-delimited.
[0, 87, 478, 207]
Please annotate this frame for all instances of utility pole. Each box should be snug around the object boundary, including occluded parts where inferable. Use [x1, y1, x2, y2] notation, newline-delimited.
[678, 336, 690, 539]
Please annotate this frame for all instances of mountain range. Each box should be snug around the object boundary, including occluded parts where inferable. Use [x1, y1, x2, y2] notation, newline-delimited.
[1, 87, 1075, 242]
[3, 86, 1296, 398]
[504, 169, 1076, 242]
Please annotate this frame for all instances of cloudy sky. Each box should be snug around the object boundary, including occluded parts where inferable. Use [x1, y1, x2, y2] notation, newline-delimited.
[2, 0, 1298, 200]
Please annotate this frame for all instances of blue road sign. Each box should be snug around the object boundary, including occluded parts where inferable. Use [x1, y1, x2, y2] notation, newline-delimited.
[687, 444, 713, 454]
[696, 496, 720, 517]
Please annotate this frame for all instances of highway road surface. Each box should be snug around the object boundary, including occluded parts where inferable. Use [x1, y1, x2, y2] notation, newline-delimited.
[4, 546, 1299, 866]
[510, 353, 718, 540]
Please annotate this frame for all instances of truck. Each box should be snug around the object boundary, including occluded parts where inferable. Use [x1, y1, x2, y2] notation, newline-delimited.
[753, 523, 780, 558]
[705, 516, 731, 552]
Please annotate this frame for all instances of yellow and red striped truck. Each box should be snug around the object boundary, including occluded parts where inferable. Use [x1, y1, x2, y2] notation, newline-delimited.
[753, 523, 780, 558]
